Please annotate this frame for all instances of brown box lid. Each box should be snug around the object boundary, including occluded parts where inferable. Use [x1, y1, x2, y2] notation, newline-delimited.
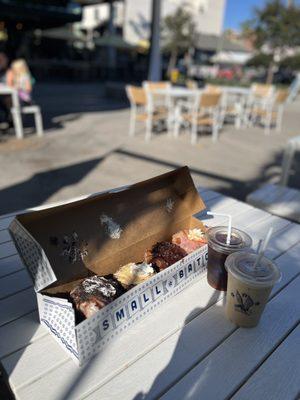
[10, 167, 205, 289]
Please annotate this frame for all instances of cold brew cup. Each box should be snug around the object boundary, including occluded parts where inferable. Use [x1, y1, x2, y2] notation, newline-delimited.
[225, 252, 281, 328]
[207, 227, 252, 291]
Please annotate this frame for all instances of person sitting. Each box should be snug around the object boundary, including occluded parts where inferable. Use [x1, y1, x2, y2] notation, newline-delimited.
[7, 58, 32, 105]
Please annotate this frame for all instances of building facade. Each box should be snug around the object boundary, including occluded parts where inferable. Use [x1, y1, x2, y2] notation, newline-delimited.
[124, 0, 226, 44]
[76, 0, 226, 44]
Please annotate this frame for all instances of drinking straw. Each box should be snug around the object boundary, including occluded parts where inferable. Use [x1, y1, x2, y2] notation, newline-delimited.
[254, 227, 273, 269]
[207, 211, 232, 245]
[256, 239, 263, 254]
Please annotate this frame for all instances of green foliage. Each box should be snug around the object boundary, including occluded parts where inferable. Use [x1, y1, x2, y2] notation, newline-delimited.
[244, 0, 300, 51]
[246, 53, 273, 67]
[162, 8, 196, 53]
[205, 77, 250, 88]
[280, 53, 300, 69]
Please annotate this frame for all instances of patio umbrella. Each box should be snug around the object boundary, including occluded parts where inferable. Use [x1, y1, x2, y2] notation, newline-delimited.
[37, 26, 86, 43]
[94, 34, 135, 50]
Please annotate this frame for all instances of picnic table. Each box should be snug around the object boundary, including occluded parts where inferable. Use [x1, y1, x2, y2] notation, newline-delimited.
[0, 188, 299, 399]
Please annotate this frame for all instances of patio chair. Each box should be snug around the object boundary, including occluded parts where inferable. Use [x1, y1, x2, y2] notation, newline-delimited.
[220, 92, 246, 130]
[250, 89, 289, 135]
[174, 92, 222, 144]
[186, 79, 198, 90]
[204, 84, 222, 94]
[143, 81, 172, 134]
[11, 104, 44, 139]
[244, 83, 275, 127]
[251, 83, 275, 99]
[125, 85, 168, 141]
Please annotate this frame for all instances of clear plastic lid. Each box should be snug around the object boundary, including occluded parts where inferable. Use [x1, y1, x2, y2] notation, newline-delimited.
[207, 226, 252, 255]
[225, 251, 281, 287]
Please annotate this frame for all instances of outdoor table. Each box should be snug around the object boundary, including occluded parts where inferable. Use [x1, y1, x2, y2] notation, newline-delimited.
[153, 86, 200, 98]
[221, 86, 250, 96]
[0, 188, 299, 399]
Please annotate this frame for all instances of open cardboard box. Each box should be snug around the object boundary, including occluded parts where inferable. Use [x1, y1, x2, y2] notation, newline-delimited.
[9, 167, 208, 365]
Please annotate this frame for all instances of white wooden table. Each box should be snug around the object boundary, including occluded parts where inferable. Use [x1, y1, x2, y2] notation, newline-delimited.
[153, 87, 199, 98]
[0, 188, 300, 400]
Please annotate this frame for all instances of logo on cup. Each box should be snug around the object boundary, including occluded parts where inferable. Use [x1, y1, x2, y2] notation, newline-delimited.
[231, 290, 260, 315]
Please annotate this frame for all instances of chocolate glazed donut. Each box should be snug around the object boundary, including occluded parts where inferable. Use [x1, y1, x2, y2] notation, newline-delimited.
[145, 241, 187, 272]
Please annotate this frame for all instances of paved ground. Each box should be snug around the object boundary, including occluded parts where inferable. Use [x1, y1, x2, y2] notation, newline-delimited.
[0, 82, 299, 215]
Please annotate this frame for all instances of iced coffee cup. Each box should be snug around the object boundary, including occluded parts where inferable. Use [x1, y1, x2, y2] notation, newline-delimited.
[225, 251, 281, 327]
[206, 226, 252, 291]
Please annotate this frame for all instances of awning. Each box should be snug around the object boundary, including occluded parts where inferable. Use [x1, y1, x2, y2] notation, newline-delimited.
[0, 1, 82, 29]
[211, 51, 252, 65]
[94, 34, 135, 50]
[37, 26, 86, 42]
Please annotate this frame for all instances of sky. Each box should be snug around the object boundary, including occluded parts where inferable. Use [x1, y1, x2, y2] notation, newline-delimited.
[223, 0, 265, 31]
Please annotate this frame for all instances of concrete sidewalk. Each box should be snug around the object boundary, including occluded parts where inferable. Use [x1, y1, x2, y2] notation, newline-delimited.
[0, 83, 299, 215]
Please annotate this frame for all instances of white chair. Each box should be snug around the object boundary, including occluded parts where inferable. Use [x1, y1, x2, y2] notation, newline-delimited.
[249, 89, 289, 135]
[174, 92, 222, 143]
[11, 102, 44, 139]
[126, 85, 168, 141]
[142, 81, 172, 134]
[244, 84, 275, 128]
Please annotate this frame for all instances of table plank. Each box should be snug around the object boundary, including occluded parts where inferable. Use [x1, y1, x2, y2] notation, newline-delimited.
[0, 288, 36, 326]
[0, 229, 11, 244]
[247, 183, 300, 223]
[266, 222, 300, 259]
[198, 189, 221, 203]
[161, 275, 300, 400]
[0, 241, 17, 259]
[0, 254, 25, 279]
[0, 269, 32, 300]
[232, 324, 300, 400]
[0, 311, 47, 359]
[0, 216, 14, 231]
[65, 244, 300, 400]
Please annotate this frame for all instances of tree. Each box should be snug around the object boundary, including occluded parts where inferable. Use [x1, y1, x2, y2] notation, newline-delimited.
[162, 7, 196, 76]
[244, 0, 300, 82]
[246, 53, 273, 68]
[280, 53, 300, 70]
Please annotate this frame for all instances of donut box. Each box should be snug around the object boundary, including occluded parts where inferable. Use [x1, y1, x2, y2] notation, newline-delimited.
[9, 167, 208, 365]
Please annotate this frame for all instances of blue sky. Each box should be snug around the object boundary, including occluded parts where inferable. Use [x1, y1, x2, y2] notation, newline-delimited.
[223, 0, 264, 31]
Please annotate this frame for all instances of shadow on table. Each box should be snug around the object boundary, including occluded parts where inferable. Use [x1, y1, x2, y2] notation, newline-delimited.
[55, 287, 225, 400]
[132, 291, 226, 400]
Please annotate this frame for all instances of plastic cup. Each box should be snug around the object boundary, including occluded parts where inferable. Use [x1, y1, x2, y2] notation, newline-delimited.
[206, 226, 252, 291]
[225, 251, 281, 327]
